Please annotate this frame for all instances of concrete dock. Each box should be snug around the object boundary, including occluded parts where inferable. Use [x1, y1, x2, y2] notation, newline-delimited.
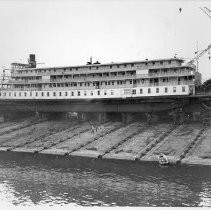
[0, 117, 210, 167]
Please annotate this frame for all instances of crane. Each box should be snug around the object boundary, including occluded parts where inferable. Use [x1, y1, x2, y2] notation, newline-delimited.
[199, 7, 211, 20]
[187, 43, 211, 67]
[186, 7, 211, 69]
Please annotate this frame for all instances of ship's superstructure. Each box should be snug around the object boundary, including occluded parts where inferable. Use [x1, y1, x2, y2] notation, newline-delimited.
[0, 54, 200, 100]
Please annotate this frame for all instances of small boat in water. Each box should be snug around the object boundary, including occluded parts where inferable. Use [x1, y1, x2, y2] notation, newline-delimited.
[158, 153, 169, 165]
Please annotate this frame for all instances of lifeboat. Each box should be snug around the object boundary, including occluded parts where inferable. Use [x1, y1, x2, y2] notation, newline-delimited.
[158, 153, 169, 165]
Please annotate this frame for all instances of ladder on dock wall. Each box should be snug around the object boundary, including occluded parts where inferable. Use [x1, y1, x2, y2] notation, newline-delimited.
[134, 125, 178, 161]
[98, 124, 148, 159]
[176, 126, 208, 164]
[66, 123, 124, 156]
[6, 122, 79, 152]
[35, 124, 91, 153]
[0, 118, 46, 136]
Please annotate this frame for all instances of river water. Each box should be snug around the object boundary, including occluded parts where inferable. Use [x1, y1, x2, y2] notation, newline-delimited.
[0, 152, 210, 207]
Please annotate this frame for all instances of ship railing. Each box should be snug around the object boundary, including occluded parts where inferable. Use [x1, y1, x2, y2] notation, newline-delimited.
[10, 71, 195, 85]
[3, 82, 194, 92]
[148, 71, 194, 77]
[10, 64, 184, 77]
[8, 79, 51, 84]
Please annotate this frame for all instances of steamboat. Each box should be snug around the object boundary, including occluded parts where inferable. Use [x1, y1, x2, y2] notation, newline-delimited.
[0, 54, 210, 122]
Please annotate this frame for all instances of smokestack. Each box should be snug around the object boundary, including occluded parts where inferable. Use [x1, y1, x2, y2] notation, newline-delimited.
[28, 54, 36, 68]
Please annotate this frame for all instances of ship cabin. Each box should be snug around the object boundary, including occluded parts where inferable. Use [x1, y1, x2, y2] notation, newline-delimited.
[0, 57, 200, 100]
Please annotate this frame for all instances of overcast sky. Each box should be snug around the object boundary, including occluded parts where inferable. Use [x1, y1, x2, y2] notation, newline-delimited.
[0, 0, 211, 81]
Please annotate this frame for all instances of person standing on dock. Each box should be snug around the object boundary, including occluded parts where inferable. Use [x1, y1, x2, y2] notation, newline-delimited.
[90, 123, 95, 134]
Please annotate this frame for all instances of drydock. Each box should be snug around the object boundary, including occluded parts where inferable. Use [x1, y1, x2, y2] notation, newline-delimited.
[0, 115, 210, 167]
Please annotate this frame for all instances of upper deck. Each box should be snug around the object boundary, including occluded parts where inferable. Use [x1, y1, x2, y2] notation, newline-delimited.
[11, 58, 185, 77]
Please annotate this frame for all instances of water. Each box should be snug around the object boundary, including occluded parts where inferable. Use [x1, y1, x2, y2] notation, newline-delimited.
[0, 152, 211, 207]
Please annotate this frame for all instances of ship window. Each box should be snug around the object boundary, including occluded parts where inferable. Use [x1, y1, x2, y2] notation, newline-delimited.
[36, 92, 38, 96]
[140, 89, 143, 94]
[78, 91, 80, 96]
[96, 67, 98, 70]
[111, 90, 114, 95]
[117, 81, 119, 85]
[105, 82, 107, 85]
[165, 87, 168, 93]
[112, 82, 114, 85]
[182, 86, 186, 92]
[30, 92, 32, 97]
[152, 62, 155, 65]
[168, 61, 171, 64]
[130, 80, 132, 84]
[148, 88, 151, 94]
[104, 91, 107, 95]
[47, 92, 49, 96]
[24, 92, 27, 97]
[9, 92, 11, 96]
[71, 92, 74, 96]
[14, 92, 16, 97]
[76, 68, 78, 71]
[19, 92, 21, 97]
[145, 63, 148, 66]
[108, 82, 110, 85]
[84, 91, 87, 96]
[91, 91, 93, 96]
[59, 92, 62, 96]
[65, 92, 68, 96]
[132, 89, 136, 95]
[80, 83, 82, 86]
[88, 83, 90, 86]
[110, 66, 112, 69]
[156, 88, 159, 93]
[4, 92, 6, 96]
[53, 92, 56, 96]
[0, 93, 1, 97]
[160, 61, 163, 64]
[41, 92, 44, 96]
[173, 87, 176, 92]
[58, 84, 60, 87]
[131, 64, 134, 67]
[124, 64, 127, 67]
[117, 65, 119, 68]
[97, 90, 100, 95]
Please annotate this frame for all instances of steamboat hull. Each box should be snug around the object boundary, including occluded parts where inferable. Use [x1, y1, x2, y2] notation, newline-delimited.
[0, 95, 209, 113]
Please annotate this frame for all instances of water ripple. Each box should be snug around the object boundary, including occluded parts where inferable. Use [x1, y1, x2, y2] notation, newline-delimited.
[0, 155, 210, 207]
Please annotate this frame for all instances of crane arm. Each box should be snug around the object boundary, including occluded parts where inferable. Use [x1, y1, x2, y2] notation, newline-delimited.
[187, 44, 211, 66]
[200, 7, 211, 20]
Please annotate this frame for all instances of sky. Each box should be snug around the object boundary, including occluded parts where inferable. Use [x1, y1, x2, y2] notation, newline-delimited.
[0, 0, 211, 81]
